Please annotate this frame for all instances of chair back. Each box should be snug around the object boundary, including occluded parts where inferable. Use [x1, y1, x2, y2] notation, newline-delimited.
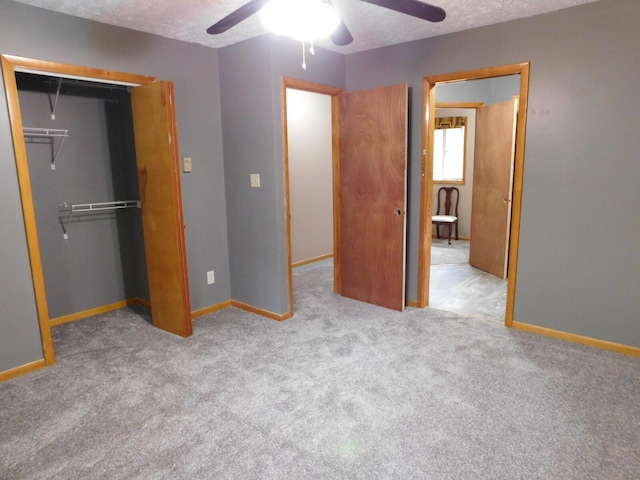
[436, 187, 459, 217]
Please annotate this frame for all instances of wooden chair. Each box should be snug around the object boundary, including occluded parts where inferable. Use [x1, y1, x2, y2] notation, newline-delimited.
[432, 187, 459, 245]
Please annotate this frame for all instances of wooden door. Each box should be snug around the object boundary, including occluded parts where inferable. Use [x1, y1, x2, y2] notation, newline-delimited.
[469, 98, 518, 279]
[338, 84, 408, 311]
[131, 81, 192, 337]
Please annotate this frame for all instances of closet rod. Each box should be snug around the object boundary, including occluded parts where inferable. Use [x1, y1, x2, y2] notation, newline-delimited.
[59, 200, 141, 239]
[43, 77, 129, 118]
[45, 77, 130, 92]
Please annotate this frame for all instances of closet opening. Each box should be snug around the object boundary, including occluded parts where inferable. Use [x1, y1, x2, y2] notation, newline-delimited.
[2, 54, 192, 369]
[15, 71, 151, 329]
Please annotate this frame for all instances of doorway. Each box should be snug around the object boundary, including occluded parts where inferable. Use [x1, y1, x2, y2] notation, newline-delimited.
[281, 78, 343, 317]
[418, 63, 530, 327]
[1, 54, 192, 366]
[285, 87, 335, 308]
[285, 88, 335, 267]
[281, 79, 409, 315]
[429, 91, 516, 320]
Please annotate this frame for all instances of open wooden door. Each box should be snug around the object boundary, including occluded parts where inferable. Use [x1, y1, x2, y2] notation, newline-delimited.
[131, 81, 192, 337]
[338, 84, 408, 311]
[469, 97, 518, 279]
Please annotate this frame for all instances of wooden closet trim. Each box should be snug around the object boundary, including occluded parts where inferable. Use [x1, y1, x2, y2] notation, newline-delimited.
[1, 54, 156, 368]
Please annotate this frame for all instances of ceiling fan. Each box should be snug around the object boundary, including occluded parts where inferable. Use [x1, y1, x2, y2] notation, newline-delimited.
[206, 0, 447, 46]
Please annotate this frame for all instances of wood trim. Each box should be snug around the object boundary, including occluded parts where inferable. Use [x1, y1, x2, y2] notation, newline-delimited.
[426, 63, 530, 84]
[1, 54, 158, 369]
[281, 77, 345, 311]
[511, 321, 640, 357]
[292, 253, 333, 268]
[2, 54, 156, 85]
[416, 81, 436, 307]
[331, 94, 342, 295]
[433, 105, 481, 189]
[191, 300, 232, 319]
[50, 299, 142, 326]
[504, 64, 530, 327]
[1, 55, 55, 366]
[0, 359, 46, 383]
[133, 297, 152, 309]
[436, 102, 485, 109]
[417, 62, 530, 324]
[283, 77, 344, 96]
[230, 300, 292, 322]
[406, 300, 419, 308]
[432, 180, 465, 187]
[281, 79, 295, 320]
[49, 298, 151, 326]
[432, 236, 471, 241]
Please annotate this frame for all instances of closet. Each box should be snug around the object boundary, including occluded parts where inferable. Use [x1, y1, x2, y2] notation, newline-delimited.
[2, 54, 192, 371]
[16, 72, 149, 323]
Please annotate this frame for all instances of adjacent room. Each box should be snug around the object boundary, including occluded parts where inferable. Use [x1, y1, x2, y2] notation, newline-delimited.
[1, 0, 638, 477]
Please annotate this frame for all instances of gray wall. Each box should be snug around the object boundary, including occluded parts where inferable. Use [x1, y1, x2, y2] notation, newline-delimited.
[345, 0, 640, 346]
[0, 70, 43, 371]
[436, 75, 520, 104]
[0, 0, 230, 372]
[219, 35, 345, 314]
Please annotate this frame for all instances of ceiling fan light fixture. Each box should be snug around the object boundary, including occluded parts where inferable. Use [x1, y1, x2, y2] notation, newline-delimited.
[261, 0, 341, 42]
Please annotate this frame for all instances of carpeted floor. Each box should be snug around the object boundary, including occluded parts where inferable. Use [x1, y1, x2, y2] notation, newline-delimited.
[431, 238, 470, 265]
[430, 238, 507, 321]
[1, 261, 639, 479]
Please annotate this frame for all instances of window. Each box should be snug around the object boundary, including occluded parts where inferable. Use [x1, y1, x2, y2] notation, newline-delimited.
[433, 116, 467, 184]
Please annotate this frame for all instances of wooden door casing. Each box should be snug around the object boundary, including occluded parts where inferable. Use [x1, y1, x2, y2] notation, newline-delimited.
[338, 84, 408, 311]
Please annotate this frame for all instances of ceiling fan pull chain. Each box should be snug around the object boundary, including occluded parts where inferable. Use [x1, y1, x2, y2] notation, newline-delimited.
[302, 41, 307, 70]
[310, 40, 315, 56]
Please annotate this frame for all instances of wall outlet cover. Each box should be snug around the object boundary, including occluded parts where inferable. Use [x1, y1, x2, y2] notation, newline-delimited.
[250, 173, 260, 188]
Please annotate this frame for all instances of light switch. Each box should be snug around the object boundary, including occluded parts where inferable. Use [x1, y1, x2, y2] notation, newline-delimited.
[250, 174, 261, 188]
[183, 157, 192, 173]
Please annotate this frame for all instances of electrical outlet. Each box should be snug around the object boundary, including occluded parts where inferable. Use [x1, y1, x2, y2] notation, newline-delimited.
[207, 270, 215, 285]
[183, 157, 192, 173]
[250, 174, 261, 188]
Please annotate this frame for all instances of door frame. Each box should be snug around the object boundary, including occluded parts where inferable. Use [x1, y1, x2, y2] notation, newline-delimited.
[281, 78, 344, 317]
[417, 62, 530, 327]
[1, 54, 157, 365]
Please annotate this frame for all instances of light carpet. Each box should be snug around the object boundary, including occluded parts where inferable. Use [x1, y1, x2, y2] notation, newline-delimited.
[431, 238, 470, 265]
[1, 261, 639, 479]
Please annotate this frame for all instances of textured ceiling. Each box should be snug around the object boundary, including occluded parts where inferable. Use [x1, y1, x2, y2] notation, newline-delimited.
[11, 0, 600, 54]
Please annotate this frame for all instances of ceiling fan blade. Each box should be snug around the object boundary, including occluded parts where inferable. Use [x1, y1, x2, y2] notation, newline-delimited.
[207, 0, 271, 35]
[359, 0, 446, 22]
[330, 20, 354, 46]
[327, 0, 353, 46]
